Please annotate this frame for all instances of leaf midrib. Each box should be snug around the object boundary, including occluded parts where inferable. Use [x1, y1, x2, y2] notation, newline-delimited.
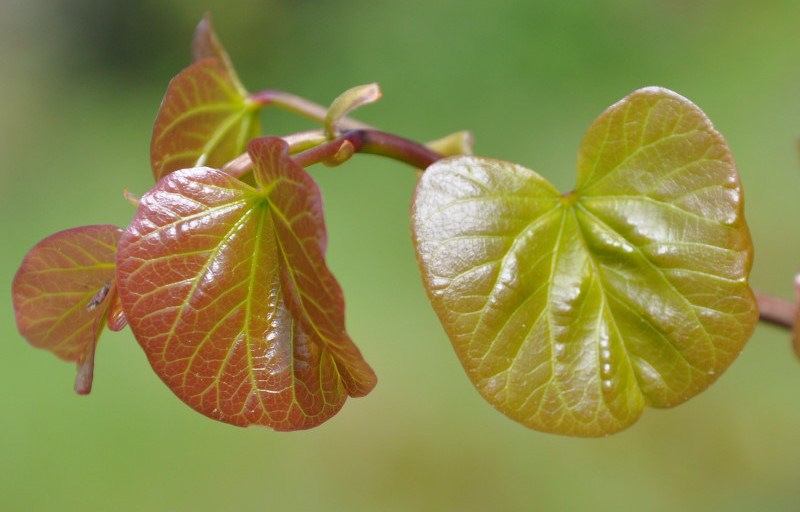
[571, 200, 714, 380]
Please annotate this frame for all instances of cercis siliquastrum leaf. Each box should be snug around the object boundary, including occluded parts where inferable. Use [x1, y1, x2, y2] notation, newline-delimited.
[149, 56, 260, 181]
[412, 87, 757, 436]
[150, 16, 259, 181]
[12, 225, 126, 394]
[116, 137, 376, 430]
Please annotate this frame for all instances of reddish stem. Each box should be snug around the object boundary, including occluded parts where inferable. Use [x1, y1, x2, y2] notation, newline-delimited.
[248, 90, 373, 130]
[223, 120, 800, 342]
[756, 291, 796, 330]
[292, 130, 443, 170]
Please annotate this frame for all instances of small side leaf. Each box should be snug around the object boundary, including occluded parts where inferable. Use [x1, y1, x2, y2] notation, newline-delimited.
[150, 58, 260, 181]
[117, 137, 376, 430]
[425, 130, 474, 157]
[12, 225, 124, 394]
[412, 87, 757, 436]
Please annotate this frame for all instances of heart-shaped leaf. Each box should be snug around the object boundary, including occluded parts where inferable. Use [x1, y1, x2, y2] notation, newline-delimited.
[117, 137, 376, 430]
[412, 87, 757, 437]
[150, 57, 260, 181]
[12, 225, 124, 394]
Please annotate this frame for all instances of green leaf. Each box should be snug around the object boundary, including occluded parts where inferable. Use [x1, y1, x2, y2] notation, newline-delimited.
[116, 137, 376, 430]
[425, 130, 474, 157]
[150, 57, 260, 181]
[412, 87, 757, 437]
[12, 225, 124, 394]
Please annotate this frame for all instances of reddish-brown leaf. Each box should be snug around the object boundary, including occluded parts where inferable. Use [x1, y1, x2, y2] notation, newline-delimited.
[116, 137, 376, 430]
[150, 58, 260, 181]
[12, 225, 124, 394]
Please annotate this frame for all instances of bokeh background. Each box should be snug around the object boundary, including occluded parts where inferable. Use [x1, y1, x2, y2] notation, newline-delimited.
[2, 1, 800, 510]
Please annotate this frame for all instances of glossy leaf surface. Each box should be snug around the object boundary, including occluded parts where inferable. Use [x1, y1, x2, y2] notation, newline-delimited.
[150, 57, 260, 181]
[117, 137, 376, 430]
[12, 225, 124, 394]
[412, 87, 757, 436]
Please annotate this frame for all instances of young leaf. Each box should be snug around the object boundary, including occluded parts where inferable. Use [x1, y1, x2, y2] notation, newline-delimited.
[12, 225, 124, 394]
[324, 83, 382, 139]
[412, 87, 757, 437]
[116, 137, 376, 430]
[150, 57, 260, 181]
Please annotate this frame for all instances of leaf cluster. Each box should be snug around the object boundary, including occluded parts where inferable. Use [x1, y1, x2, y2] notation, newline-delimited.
[11, 15, 757, 436]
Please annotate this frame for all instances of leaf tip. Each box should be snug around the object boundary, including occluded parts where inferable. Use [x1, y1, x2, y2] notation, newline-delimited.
[74, 344, 97, 395]
[191, 12, 220, 63]
[425, 130, 475, 157]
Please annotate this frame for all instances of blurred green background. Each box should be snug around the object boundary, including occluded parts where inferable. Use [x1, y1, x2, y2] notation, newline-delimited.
[2, 0, 800, 510]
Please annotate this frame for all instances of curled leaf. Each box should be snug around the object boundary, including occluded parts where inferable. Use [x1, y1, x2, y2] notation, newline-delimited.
[117, 137, 376, 430]
[324, 83, 382, 138]
[12, 225, 124, 394]
[412, 87, 757, 436]
[150, 57, 260, 181]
